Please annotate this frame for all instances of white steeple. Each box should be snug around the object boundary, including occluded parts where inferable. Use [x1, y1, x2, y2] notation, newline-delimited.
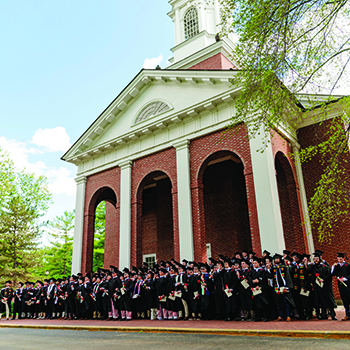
[168, 0, 235, 64]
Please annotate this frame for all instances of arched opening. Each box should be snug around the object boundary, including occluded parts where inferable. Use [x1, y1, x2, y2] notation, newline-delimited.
[275, 152, 306, 252]
[200, 151, 252, 258]
[83, 186, 119, 273]
[93, 201, 105, 271]
[136, 171, 174, 266]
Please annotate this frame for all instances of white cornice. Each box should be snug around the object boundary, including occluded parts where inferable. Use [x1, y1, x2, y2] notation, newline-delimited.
[62, 69, 240, 163]
[297, 99, 346, 129]
[167, 39, 239, 70]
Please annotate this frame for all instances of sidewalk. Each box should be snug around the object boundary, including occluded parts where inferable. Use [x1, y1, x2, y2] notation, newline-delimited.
[1, 308, 349, 339]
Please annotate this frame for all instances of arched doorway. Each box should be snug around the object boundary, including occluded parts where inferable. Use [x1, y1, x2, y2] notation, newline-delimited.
[82, 186, 119, 273]
[275, 152, 306, 252]
[199, 151, 252, 259]
[136, 171, 174, 266]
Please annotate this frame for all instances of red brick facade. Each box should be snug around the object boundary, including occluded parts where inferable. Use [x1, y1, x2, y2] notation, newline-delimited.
[82, 167, 121, 273]
[298, 119, 350, 264]
[270, 131, 308, 253]
[130, 148, 179, 267]
[189, 125, 261, 261]
[188, 53, 236, 70]
[78, 119, 347, 280]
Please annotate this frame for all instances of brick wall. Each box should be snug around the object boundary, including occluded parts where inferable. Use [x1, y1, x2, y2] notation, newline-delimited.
[141, 178, 174, 262]
[203, 159, 252, 259]
[81, 167, 120, 273]
[130, 148, 178, 266]
[270, 131, 308, 253]
[298, 118, 350, 299]
[188, 53, 236, 70]
[189, 125, 261, 261]
[298, 118, 350, 266]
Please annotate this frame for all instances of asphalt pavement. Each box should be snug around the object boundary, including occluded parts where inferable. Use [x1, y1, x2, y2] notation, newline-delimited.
[0, 328, 349, 350]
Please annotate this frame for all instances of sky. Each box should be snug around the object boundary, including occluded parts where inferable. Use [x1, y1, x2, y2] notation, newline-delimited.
[0, 0, 174, 227]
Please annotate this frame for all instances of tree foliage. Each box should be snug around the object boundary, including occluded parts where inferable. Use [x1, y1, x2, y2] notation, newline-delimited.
[0, 148, 52, 283]
[93, 201, 106, 271]
[29, 203, 106, 279]
[215, 0, 350, 241]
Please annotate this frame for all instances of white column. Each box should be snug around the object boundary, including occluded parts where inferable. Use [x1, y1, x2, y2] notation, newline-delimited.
[71, 175, 87, 274]
[119, 159, 132, 268]
[249, 128, 285, 254]
[174, 139, 194, 261]
[292, 143, 315, 254]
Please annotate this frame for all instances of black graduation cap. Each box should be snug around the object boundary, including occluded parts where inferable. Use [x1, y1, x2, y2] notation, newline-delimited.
[170, 258, 175, 262]
[159, 268, 167, 274]
[249, 251, 256, 256]
[182, 259, 188, 264]
[49, 278, 56, 283]
[252, 256, 261, 263]
[314, 252, 322, 258]
[314, 249, 324, 255]
[209, 257, 216, 264]
[77, 273, 83, 277]
[186, 266, 193, 271]
[171, 266, 178, 273]
[233, 259, 241, 265]
[291, 252, 302, 260]
[303, 253, 311, 259]
[218, 254, 225, 260]
[25, 281, 30, 285]
[123, 267, 130, 274]
[337, 252, 346, 258]
[263, 250, 271, 255]
[283, 250, 291, 255]
[160, 260, 166, 267]
[234, 251, 241, 256]
[273, 253, 283, 260]
[242, 249, 248, 254]
[36, 280, 43, 285]
[284, 256, 293, 263]
[5, 280, 12, 284]
[223, 258, 232, 265]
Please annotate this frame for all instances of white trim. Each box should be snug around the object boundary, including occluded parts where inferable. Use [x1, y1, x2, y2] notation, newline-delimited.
[292, 143, 315, 254]
[71, 176, 87, 274]
[119, 160, 132, 268]
[249, 125, 285, 254]
[175, 139, 194, 261]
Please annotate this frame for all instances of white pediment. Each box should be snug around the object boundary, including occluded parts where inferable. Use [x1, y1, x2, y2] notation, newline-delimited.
[63, 69, 240, 164]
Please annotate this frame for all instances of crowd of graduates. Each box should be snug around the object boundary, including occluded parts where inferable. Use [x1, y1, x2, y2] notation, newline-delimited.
[1, 249, 350, 323]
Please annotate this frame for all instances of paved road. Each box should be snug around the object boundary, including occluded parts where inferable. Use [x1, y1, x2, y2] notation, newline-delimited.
[0, 329, 349, 350]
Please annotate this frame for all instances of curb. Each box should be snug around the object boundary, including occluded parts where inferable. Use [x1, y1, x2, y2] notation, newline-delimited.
[0, 324, 350, 339]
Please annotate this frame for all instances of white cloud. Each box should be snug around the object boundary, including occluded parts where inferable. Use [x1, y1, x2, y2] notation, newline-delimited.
[31, 126, 72, 153]
[0, 136, 46, 174]
[0, 134, 76, 197]
[46, 167, 76, 196]
[143, 54, 164, 69]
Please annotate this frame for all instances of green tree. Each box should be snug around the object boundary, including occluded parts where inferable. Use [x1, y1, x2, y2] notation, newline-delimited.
[0, 148, 52, 283]
[93, 201, 106, 271]
[217, 0, 350, 241]
[44, 210, 75, 276]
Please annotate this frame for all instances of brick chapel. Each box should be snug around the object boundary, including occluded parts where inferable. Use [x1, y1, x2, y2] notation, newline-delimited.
[62, 0, 350, 274]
